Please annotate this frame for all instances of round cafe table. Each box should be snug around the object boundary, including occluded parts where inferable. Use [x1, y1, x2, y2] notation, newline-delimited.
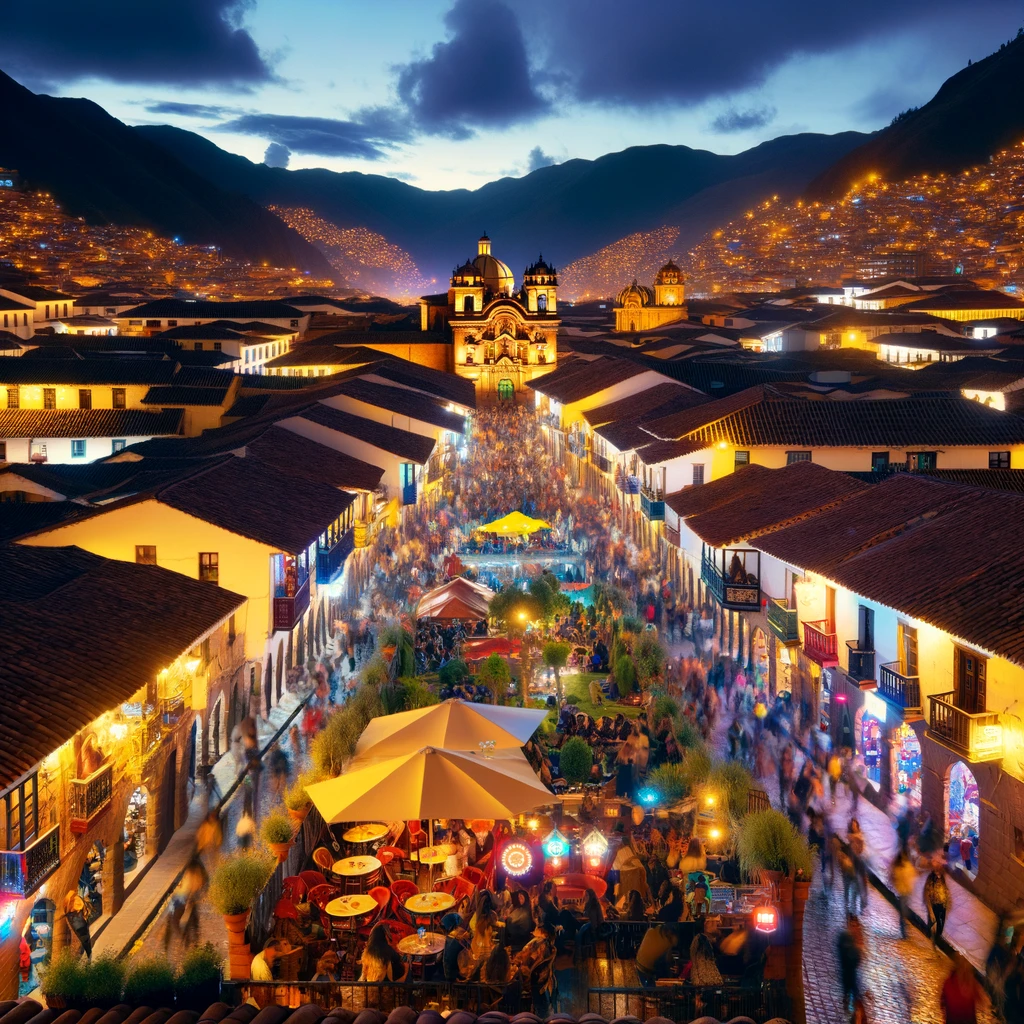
[344, 822, 390, 850]
[404, 891, 455, 916]
[397, 930, 445, 979]
[332, 855, 382, 893]
[324, 893, 378, 958]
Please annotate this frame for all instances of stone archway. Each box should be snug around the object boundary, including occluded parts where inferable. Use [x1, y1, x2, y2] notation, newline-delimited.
[210, 698, 223, 760]
[157, 749, 177, 854]
[946, 760, 980, 875]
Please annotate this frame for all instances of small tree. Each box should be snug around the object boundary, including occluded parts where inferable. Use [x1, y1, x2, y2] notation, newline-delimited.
[559, 736, 593, 787]
[634, 633, 666, 685]
[615, 654, 637, 693]
[476, 653, 511, 704]
[439, 657, 469, 688]
[542, 640, 572, 700]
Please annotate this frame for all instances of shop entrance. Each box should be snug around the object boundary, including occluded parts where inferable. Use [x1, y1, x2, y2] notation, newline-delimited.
[890, 722, 922, 810]
[947, 760, 980, 877]
[123, 785, 149, 889]
[855, 705, 883, 791]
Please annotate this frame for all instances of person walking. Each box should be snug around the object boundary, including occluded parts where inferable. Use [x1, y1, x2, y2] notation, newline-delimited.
[925, 864, 952, 949]
[837, 914, 864, 1020]
[890, 847, 916, 939]
[941, 953, 984, 1024]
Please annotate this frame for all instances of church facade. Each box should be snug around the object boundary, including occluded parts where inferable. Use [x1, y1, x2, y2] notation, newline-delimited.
[614, 260, 689, 332]
[419, 235, 559, 400]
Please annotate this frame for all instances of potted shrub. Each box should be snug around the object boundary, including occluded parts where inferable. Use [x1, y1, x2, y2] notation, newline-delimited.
[123, 956, 175, 1009]
[559, 736, 593, 788]
[175, 942, 224, 1010]
[261, 810, 296, 863]
[210, 849, 275, 979]
[41, 948, 86, 1010]
[83, 953, 126, 1010]
[284, 768, 322, 824]
[737, 809, 813, 884]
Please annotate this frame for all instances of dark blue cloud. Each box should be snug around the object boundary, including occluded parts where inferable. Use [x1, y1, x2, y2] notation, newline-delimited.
[0, 0, 272, 87]
[396, 0, 549, 133]
[527, 146, 556, 171]
[144, 101, 241, 118]
[710, 106, 777, 134]
[263, 142, 291, 167]
[523, 0, 1017, 107]
[217, 109, 412, 160]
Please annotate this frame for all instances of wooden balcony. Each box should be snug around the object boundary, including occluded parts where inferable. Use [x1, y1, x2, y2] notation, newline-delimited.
[567, 435, 587, 458]
[878, 662, 922, 716]
[616, 473, 641, 494]
[701, 548, 760, 611]
[640, 487, 665, 521]
[70, 763, 113, 833]
[664, 523, 680, 547]
[316, 529, 354, 584]
[803, 620, 838, 667]
[929, 692, 1003, 762]
[273, 573, 310, 631]
[767, 599, 799, 645]
[0, 826, 60, 898]
[845, 642, 876, 685]
[591, 451, 612, 475]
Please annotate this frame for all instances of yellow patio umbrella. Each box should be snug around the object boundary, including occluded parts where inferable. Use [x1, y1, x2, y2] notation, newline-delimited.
[306, 746, 552, 823]
[476, 510, 552, 537]
[354, 699, 547, 761]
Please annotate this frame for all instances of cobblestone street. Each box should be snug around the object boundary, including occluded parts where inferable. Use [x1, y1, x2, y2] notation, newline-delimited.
[802, 872, 996, 1024]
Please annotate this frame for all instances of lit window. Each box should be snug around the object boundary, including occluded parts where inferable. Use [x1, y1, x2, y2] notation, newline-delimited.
[734, 450, 749, 468]
[70, 439, 86, 458]
[6, 387, 19, 409]
[199, 552, 219, 584]
[135, 545, 157, 564]
[112, 388, 126, 409]
[692, 464, 705, 486]
[111, 439, 126, 453]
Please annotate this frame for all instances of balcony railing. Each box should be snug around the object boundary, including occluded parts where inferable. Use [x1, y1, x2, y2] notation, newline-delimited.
[846, 642, 876, 684]
[401, 481, 417, 506]
[664, 523, 680, 547]
[701, 548, 760, 611]
[591, 451, 611, 474]
[160, 693, 186, 726]
[929, 692, 1003, 761]
[878, 662, 921, 715]
[273, 573, 311, 631]
[568, 435, 587, 458]
[803, 620, 838, 666]
[616, 473, 641, 495]
[316, 529, 355, 584]
[640, 487, 665, 521]
[767, 599, 799, 645]
[0, 826, 60, 898]
[71, 763, 113, 832]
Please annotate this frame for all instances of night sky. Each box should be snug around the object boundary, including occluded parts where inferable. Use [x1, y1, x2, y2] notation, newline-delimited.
[2, 0, 1020, 190]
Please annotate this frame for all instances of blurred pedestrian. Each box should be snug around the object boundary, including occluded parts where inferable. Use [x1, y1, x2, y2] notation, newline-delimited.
[941, 953, 983, 1024]
[925, 864, 952, 949]
[890, 847, 916, 939]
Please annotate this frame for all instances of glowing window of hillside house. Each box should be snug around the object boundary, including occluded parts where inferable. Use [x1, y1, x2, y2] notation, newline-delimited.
[135, 545, 157, 565]
[2, 774, 37, 851]
[199, 552, 219, 584]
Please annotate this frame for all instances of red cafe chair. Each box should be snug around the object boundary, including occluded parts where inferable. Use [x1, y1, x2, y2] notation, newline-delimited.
[379, 845, 415, 882]
[358, 885, 392, 940]
[300, 869, 327, 892]
[461, 866, 486, 891]
[282, 876, 307, 902]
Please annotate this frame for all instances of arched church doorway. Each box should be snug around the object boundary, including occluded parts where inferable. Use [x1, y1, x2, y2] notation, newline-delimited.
[497, 379, 514, 402]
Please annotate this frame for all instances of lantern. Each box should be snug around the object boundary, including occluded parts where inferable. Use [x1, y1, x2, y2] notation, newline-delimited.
[631, 804, 646, 827]
[500, 840, 534, 878]
[754, 903, 778, 934]
[582, 829, 608, 869]
[542, 828, 569, 859]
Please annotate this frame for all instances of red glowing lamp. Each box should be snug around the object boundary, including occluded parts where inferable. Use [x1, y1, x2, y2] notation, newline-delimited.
[754, 904, 778, 934]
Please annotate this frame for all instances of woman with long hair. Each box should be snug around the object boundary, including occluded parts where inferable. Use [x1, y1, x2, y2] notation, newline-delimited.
[504, 889, 534, 952]
[359, 923, 407, 982]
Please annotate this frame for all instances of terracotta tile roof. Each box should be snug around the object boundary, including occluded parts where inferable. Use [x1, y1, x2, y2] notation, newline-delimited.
[634, 437, 708, 465]
[364, 359, 477, 410]
[248, 426, 385, 492]
[583, 383, 705, 428]
[666, 464, 774, 519]
[142, 386, 231, 407]
[333, 379, 465, 433]
[917, 468, 1024, 492]
[905, 289, 1024, 312]
[224, 394, 272, 418]
[297, 404, 436, 464]
[120, 299, 305, 319]
[0, 501, 87, 543]
[674, 462, 868, 547]
[0, 545, 244, 788]
[156, 454, 355, 553]
[0, 408, 184, 439]
[642, 386, 768, 440]
[527, 357, 647, 403]
[0, 356, 177, 385]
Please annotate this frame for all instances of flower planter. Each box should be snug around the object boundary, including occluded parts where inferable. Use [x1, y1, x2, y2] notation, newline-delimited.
[223, 912, 253, 980]
[268, 841, 292, 865]
[44, 996, 66, 1011]
[286, 806, 309, 827]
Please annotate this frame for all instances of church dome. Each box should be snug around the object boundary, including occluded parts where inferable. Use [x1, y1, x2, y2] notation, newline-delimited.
[655, 260, 682, 286]
[472, 252, 515, 296]
[617, 279, 654, 306]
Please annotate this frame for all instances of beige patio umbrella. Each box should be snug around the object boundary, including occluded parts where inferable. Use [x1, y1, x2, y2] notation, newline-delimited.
[354, 698, 547, 761]
[306, 746, 552, 823]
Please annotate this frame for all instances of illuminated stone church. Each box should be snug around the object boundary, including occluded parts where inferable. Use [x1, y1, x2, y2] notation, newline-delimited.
[614, 259, 688, 332]
[419, 234, 559, 400]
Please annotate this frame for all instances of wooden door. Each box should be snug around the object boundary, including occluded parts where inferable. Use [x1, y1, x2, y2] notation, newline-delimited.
[957, 647, 986, 713]
[898, 623, 918, 676]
